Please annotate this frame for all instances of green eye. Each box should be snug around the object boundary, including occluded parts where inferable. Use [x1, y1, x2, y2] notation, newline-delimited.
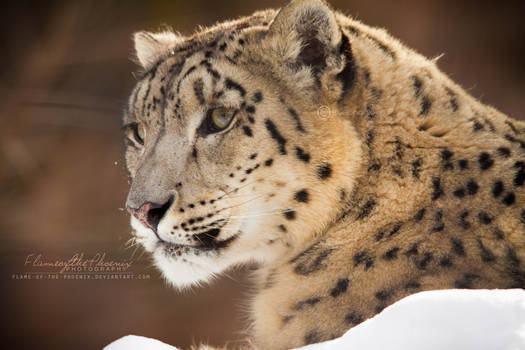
[199, 107, 237, 135]
[212, 108, 235, 129]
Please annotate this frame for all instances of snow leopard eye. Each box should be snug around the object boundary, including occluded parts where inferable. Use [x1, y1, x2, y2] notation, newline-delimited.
[125, 122, 146, 145]
[198, 107, 237, 136]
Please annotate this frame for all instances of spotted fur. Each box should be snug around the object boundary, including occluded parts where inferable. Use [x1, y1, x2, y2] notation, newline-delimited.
[123, 1, 525, 349]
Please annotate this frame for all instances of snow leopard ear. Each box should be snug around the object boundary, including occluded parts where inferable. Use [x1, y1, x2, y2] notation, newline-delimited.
[267, 0, 341, 71]
[133, 31, 183, 69]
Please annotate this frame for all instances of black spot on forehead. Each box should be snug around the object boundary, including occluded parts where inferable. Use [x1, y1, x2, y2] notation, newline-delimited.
[252, 91, 263, 103]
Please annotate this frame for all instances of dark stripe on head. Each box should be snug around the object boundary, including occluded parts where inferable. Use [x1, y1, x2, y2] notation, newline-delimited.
[176, 65, 197, 94]
[265, 119, 287, 155]
[225, 78, 246, 96]
[287, 108, 306, 133]
[141, 83, 151, 116]
[193, 78, 205, 105]
[206, 68, 221, 80]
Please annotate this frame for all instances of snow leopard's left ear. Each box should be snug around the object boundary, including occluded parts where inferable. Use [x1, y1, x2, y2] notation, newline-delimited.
[133, 31, 184, 69]
[266, 0, 344, 73]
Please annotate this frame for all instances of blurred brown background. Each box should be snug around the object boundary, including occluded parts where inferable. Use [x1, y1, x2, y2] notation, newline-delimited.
[1, 0, 524, 349]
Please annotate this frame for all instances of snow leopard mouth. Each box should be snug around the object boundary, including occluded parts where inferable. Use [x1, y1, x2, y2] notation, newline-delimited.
[158, 228, 240, 253]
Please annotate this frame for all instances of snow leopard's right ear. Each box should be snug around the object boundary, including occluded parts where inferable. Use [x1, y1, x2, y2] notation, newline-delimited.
[133, 31, 183, 69]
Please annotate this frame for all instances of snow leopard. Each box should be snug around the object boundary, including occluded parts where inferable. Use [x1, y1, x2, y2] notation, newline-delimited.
[123, 0, 525, 348]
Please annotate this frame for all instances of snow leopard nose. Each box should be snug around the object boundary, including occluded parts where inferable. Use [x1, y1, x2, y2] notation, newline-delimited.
[127, 195, 174, 232]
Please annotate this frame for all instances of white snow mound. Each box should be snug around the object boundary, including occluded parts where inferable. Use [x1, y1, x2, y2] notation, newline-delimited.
[105, 289, 525, 350]
[104, 335, 178, 350]
[296, 289, 525, 350]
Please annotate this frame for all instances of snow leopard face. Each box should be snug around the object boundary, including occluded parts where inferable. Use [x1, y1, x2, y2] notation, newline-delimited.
[123, 3, 360, 288]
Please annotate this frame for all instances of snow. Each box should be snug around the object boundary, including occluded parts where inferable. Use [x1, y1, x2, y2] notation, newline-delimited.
[104, 335, 177, 350]
[105, 289, 525, 350]
[297, 289, 525, 350]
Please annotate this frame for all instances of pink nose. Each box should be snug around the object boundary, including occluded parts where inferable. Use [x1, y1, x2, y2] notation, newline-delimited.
[127, 198, 173, 232]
